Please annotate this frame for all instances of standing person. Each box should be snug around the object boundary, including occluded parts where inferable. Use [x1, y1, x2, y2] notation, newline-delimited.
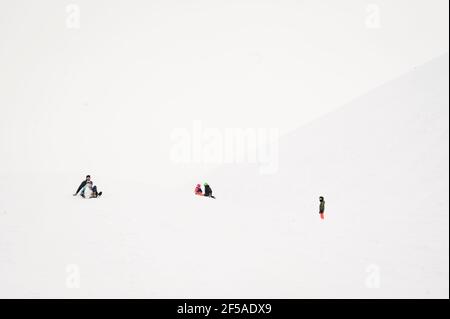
[319, 196, 325, 219]
[194, 184, 203, 195]
[203, 183, 215, 199]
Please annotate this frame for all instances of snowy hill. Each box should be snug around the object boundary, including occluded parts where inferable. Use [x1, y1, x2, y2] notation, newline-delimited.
[0, 54, 448, 298]
[203, 54, 449, 298]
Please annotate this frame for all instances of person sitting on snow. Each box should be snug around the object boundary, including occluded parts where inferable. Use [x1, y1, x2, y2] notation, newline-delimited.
[195, 184, 203, 195]
[203, 183, 215, 199]
[73, 175, 102, 198]
[83, 181, 102, 198]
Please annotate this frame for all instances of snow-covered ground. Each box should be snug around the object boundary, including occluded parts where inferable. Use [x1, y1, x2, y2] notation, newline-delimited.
[0, 53, 448, 298]
[207, 54, 449, 299]
[1, 0, 449, 299]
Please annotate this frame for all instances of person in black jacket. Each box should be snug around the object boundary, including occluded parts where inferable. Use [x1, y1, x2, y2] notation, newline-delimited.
[203, 183, 215, 199]
[73, 175, 102, 198]
[319, 196, 325, 219]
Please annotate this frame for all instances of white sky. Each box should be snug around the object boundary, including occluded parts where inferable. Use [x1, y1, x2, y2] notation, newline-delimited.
[0, 0, 448, 185]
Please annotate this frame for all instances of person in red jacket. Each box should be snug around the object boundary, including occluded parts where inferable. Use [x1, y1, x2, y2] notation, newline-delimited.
[194, 184, 203, 195]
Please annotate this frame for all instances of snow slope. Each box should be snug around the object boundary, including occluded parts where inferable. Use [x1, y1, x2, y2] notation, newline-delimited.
[0, 55, 448, 298]
[205, 54, 450, 298]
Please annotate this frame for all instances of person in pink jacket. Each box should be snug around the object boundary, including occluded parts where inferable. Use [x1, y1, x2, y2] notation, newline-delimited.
[194, 184, 203, 196]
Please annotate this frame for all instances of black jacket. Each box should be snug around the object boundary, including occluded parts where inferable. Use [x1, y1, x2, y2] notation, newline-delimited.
[75, 180, 87, 195]
[319, 200, 325, 213]
[204, 185, 213, 196]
